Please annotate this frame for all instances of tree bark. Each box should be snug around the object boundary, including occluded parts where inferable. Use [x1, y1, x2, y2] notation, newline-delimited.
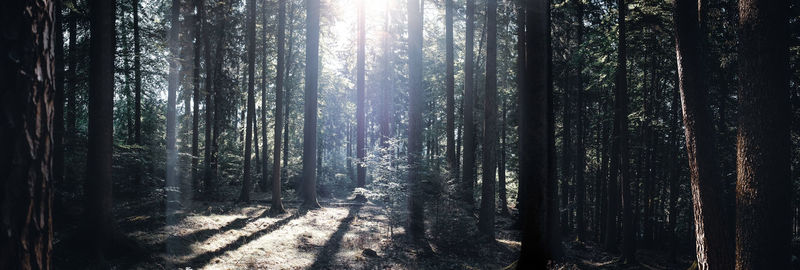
[478, 0, 498, 238]
[239, 0, 257, 203]
[302, 0, 321, 209]
[270, 0, 287, 214]
[674, 0, 735, 268]
[407, 0, 425, 240]
[86, 0, 116, 259]
[462, 0, 477, 208]
[0, 0, 56, 267]
[735, 0, 791, 268]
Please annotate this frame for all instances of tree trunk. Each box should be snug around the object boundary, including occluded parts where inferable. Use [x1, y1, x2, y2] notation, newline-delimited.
[239, 0, 257, 202]
[518, 0, 550, 266]
[270, 0, 287, 214]
[166, 0, 181, 213]
[573, 0, 586, 241]
[615, 0, 635, 261]
[478, 0, 498, 238]
[674, 0, 735, 268]
[356, 0, 366, 190]
[445, 0, 456, 174]
[407, 0, 425, 240]
[735, 0, 791, 268]
[191, 0, 202, 189]
[86, 0, 116, 259]
[379, 1, 393, 147]
[302, 0, 321, 209]
[0, 0, 56, 267]
[462, 0, 477, 208]
[261, 0, 271, 194]
[498, 101, 508, 216]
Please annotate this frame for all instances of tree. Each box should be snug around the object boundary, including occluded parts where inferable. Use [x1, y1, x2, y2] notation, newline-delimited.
[498, 101, 508, 216]
[302, 0, 321, 209]
[614, 0, 635, 262]
[735, 0, 791, 268]
[191, 0, 202, 186]
[462, 0, 476, 207]
[239, 0, 257, 202]
[0, 0, 56, 267]
[166, 0, 181, 210]
[518, 0, 550, 266]
[573, 0, 586, 241]
[356, 0, 367, 192]
[270, 0, 287, 214]
[86, 0, 116, 259]
[407, 0, 425, 240]
[478, 0, 498, 237]
[445, 0, 456, 175]
[133, 0, 142, 145]
[674, 0, 735, 268]
[261, 0, 271, 194]
[54, 0, 66, 189]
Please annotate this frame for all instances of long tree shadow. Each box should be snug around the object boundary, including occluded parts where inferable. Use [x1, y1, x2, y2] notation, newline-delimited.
[308, 204, 363, 269]
[183, 210, 305, 268]
[159, 208, 272, 256]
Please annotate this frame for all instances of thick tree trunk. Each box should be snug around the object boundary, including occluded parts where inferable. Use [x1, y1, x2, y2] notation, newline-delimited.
[478, 0, 498, 237]
[674, 0, 735, 268]
[407, 0, 425, 240]
[735, 0, 791, 268]
[0, 0, 55, 267]
[518, 0, 550, 266]
[462, 0, 477, 208]
[86, 0, 116, 259]
[239, 0, 257, 202]
[302, 0, 321, 209]
[270, 0, 287, 214]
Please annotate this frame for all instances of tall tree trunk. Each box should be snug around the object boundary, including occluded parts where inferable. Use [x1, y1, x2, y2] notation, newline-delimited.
[282, 1, 296, 178]
[302, 0, 321, 209]
[166, 0, 181, 214]
[674, 0, 734, 268]
[407, 0, 425, 240]
[445, 0, 456, 175]
[546, 11, 564, 258]
[379, 1, 393, 147]
[735, 0, 791, 268]
[615, 0, 635, 262]
[270, 0, 287, 214]
[191, 0, 202, 189]
[478, 0, 498, 238]
[462, 0, 477, 208]
[498, 101, 508, 216]
[573, 0, 586, 241]
[356, 0, 367, 191]
[209, 1, 230, 199]
[0, 0, 55, 267]
[239, 0, 257, 202]
[518, 0, 550, 266]
[86, 0, 116, 259]
[201, 0, 216, 196]
[261, 0, 271, 193]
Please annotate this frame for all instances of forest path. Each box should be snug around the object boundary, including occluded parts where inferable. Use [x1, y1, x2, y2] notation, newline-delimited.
[121, 192, 521, 269]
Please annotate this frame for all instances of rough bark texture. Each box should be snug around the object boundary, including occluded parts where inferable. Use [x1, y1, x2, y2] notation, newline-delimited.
[478, 0, 498, 238]
[86, 0, 116, 259]
[407, 0, 425, 240]
[462, 0, 477, 207]
[674, 0, 734, 268]
[0, 0, 55, 268]
[735, 0, 791, 268]
[270, 0, 287, 214]
[302, 0, 321, 209]
[518, 0, 549, 267]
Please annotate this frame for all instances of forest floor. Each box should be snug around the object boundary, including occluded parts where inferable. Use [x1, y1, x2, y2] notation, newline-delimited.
[54, 184, 696, 269]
